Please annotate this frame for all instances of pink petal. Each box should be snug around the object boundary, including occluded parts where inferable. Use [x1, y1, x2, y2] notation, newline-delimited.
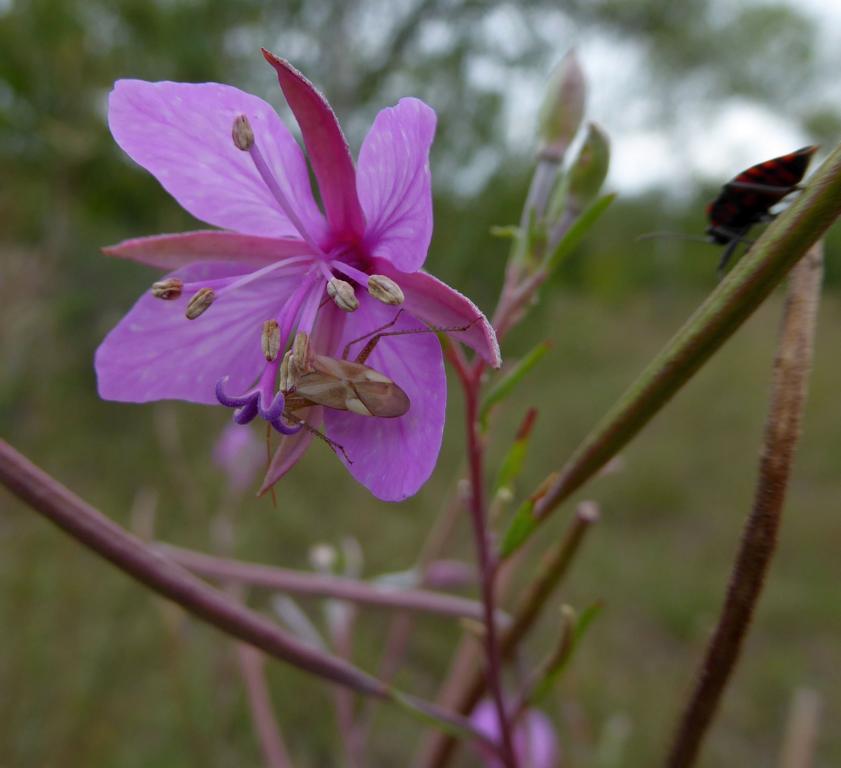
[372, 259, 501, 368]
[102, 230, 314, 271]
[258, 406, 322, 495]
[261, 50, 366, 241]
[323, 297, 445, 501]
[357, 98, 436, 272]
[96, 261, 303, 405]
[108, 79, 327, 241]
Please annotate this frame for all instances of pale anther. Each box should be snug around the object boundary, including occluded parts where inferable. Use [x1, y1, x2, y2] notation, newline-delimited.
[261, 319, 281, 361]
[367, 274, 404, 306]
[232, 114, 254, 151]
[152, 278, 183, 300]
[185, 287, 216, 320]
[327, 278, 359, 312]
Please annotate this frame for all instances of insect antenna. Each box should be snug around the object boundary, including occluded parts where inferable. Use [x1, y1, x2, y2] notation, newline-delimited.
[636, 231, 715, 244]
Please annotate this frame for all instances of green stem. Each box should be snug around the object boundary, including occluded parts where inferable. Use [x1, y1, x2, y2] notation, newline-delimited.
[523, 141, 841, 545]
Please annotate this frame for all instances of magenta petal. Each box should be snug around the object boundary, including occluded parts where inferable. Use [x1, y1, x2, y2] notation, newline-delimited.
[262, 50, 366, 241]
[323, 297, 445, 501]
[96, 262, 302, 405]
[102, 231, 313, 270]
[357, 98, 436, 272]
[259, 406, 323, 495]
[372, 259, 501, 368]
[108, 79, 327, 241]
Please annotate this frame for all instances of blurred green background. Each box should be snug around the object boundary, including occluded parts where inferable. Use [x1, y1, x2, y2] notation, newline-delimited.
[2, 1, 841, 766]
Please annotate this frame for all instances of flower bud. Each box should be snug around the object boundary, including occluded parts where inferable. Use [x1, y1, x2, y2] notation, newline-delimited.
[151, 278, 183, 300]
[327, 278, 359, 312]
[538, 50, 586, 160]
[232, 114, 254, 151]
[367, 274, 404, 306]
[567, 122, 610, 211]
[261, 319, 281, 361]
[185, 287, 216, 319]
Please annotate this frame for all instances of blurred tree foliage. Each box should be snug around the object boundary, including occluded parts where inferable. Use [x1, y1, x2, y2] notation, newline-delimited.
[0, 0, 838, 424]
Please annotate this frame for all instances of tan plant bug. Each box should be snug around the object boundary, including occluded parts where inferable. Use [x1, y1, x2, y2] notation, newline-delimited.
[280, 310, 477, 421]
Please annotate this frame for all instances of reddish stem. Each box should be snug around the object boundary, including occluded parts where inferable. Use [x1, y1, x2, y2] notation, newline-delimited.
[459, 364, 518, 767]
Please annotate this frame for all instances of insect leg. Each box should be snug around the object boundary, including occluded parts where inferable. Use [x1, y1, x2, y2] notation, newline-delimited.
[352, 318, 481, 365]
[716, 237, 743, 278]
[297, 418, 352, 464]
[724, 181, 799, 195]
[341, 310, 406, 360]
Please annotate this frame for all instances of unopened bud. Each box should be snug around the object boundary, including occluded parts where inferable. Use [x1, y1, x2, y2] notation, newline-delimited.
[232, 114, 254, 151]
[185, 287, 216, 319]
[367, 274, 404, 305]
[538, 49, 586, 160]
[309, 543, 338, 574]
[151, 278, 183, 300]
[261, 319, 281, 361]
[327, 278, 359, 312]
[291, 331, 309, 371]
[567, 122, 610, 210]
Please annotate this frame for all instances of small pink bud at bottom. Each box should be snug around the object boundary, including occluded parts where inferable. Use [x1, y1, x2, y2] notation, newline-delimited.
[185, 287, 216, 320]
[367, 274, 404, 305]
[232, 114, 254, 151]
[327, 278, 359, 312]
[261, 319, 281, 361]
[151, 278, 183, 300]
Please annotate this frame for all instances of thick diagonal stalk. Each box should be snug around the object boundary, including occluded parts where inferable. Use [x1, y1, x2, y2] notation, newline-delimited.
[665, 243, 823, 768]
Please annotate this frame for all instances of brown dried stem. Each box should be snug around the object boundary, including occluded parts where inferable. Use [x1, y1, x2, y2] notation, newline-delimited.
[664, 243, 823, 768]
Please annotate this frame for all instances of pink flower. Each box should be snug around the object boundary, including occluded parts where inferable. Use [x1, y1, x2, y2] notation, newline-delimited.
[95, 49, 499, 501]
[471, 700, 560, 768]
[212, 423, 264, 494]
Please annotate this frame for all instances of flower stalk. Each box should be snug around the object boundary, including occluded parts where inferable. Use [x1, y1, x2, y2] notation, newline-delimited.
[665, 242, 823, 768]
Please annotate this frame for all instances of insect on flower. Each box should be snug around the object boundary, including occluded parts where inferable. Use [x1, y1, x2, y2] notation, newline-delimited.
[706, 145, 818, 274]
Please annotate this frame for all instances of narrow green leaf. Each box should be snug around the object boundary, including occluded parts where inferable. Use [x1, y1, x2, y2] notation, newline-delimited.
[546, 192, 615, 272]
[531, 601, 604, 705]
[480, 341, 551, 427]
[500, 498, 538, 558]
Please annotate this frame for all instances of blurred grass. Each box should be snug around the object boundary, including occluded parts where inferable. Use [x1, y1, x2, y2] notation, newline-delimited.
[3, 274, 841, 766]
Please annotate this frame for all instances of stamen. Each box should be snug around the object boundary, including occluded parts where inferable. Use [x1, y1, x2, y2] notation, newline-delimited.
[292, 331, 310, 372]
[151, 278, 183, 300]
[185, 288, 216, 319]
[367, 274, 404, 305]
[330, 261, 370, 285]
[232, 114, 321, 253]
[261, 319, 281, 361]
[232, 115, 254, 150]
[327, 278, 359, 312]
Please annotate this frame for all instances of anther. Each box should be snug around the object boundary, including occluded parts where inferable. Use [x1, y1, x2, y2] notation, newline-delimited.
[261, 319, 281, 361]
[367, 274, 404, 305]
[327, 278, 359, 312]
[279, 350, 294, 392]
[185, 287, 216, 319]
[292, 331, 310, 372]
[232, 114, 254, 151]
[151, 278, 183, 300]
